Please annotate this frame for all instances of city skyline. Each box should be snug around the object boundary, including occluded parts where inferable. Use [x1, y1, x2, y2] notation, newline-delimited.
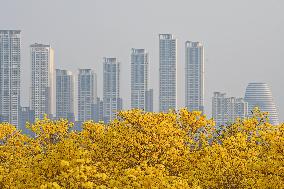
[1, 0, 283, 122]
[0, 30, 281, 126]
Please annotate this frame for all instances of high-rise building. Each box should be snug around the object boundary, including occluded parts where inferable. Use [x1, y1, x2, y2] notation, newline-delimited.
[159, 34, 177, 112]
[103, 58, 122, 123]
[145, 89, 154, 112]
[244, 83, 279, 125]
[56, 69, 74, 121]
[78, 69, 96, 122]
[30, 43, 54, 119]
[0, 30, 21, 127]
[212, 92, 248, 127]
[185, 41, 204, 112]
[131, 48, 152, 111]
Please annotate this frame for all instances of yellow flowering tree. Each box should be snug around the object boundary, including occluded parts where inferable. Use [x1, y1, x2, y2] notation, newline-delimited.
[0, 109, 283, 188]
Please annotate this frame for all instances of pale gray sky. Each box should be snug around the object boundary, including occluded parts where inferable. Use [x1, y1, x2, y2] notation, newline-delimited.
[1, 0, 283, 121]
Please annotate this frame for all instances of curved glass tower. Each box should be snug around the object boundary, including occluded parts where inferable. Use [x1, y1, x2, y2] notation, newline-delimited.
[244, 83, 279, 125]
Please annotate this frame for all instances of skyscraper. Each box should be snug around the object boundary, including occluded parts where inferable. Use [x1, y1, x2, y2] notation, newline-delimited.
[244, 82, 279, 125]
[185, 41, 204, 112]
[212, 92, 248, 127]
[56, 69, 74, 121]
[30, 43, 54, 119]
[131, 48, 153, 111]
[103, 58, 122, 123]
[159, 34, 177, 112]
[0, 30, 21, 127]
[78, 69, 96, 122]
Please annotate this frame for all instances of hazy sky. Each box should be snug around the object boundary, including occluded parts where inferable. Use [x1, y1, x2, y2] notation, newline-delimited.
[1, 0, 284, 121]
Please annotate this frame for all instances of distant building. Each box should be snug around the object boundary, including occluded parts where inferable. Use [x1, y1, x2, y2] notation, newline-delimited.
[78, 69, 96, 122]
[30, 43, 54, 119]
[19, 107, 35, 136]
[66, 113, 75, 123]
[103, 58, 122, 123]
[0, 115, 9, 124]
[56, 69, 74, 120]
[185, 41, 204, 112]
[92, 97, 104, 122]
[131, 48, 152, 111]
[159, 34, 177, 112]
[0, 30, 21, 127]
[212, 92, 248, 127]
[244, 82, 279, 125]
[145, 89, 154, 112]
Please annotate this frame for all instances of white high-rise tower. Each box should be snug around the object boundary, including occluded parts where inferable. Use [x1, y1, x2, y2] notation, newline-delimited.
[159, 34, 177, 112]
[103, 58, 122, 123]
[78, 69, 96, 122]
[0, 30, 21, 127]
[131, 48, 153, 111]
[185, 41, 204, 112]
[30, 43, 54, 119]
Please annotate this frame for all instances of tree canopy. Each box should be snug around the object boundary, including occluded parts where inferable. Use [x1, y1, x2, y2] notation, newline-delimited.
[0, 109, 283, 188]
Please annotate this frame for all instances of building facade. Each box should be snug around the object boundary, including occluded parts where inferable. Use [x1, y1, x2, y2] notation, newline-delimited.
[131, 48, 153, 111]
[0, 30, 21, 127]
[56, 69, 74, 121]
[159, 34, 177, 112]
[212, 92, 248, 127]
[19, 107, 35, 136]
[30, 43, 54, 119]
[103, 58, 122, 123]
[78, 69, 96, 122]
[185, 41, 204, 112]
[145, 89, 154, 112]
[244, 82, 279, 125]
[92, 97, 104, 122]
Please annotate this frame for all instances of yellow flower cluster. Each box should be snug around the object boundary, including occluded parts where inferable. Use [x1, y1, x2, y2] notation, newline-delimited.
[0, 109, 283, 188]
